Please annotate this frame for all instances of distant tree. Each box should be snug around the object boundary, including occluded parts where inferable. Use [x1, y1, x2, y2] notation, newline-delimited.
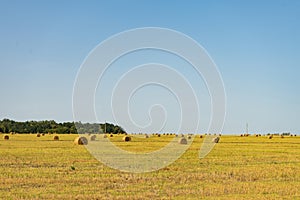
[0, 119, 126, 134]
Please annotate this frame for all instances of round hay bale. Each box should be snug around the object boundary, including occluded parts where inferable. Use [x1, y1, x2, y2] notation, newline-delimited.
[178, 137, 187, 144]
[123, 136, 131, 142]
[103, 134, 107, 138]
[42, 133, 45, 136]
[213, 137, 220, 143]
[4, 135, 9, 140]
[36, 133, 41, 137]
[188, 135, 192, 139]
[74, 136, 88, 145]
[90, 135, 96, 141]
[199, 135, 203, 138]
[110, 134, 113, 137]
[53, 135, 59, 141]
[268, 135, 273, 139]
[281, 135, 284, 138]
[240, 134, 243, 137]
[157, 134, 161, 137]
[144, 134, 149, 138]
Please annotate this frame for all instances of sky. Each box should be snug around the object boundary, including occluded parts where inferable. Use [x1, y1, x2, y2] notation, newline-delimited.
[0, 0, 299, 134]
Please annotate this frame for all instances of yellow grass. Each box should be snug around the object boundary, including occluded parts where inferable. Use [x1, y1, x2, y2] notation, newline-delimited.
[0, 134, 299, 199]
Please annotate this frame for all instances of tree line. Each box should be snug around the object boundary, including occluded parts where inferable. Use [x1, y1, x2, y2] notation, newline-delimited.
[0, 119, 126, 134]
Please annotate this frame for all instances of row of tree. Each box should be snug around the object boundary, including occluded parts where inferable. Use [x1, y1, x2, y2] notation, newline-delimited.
[0, 119, 126, 134]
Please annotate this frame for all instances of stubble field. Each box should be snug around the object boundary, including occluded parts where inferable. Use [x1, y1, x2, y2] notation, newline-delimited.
[0, 134, 299, 199]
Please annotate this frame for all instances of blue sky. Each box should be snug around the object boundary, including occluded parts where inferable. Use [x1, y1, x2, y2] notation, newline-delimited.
[0, 0, 299, 134]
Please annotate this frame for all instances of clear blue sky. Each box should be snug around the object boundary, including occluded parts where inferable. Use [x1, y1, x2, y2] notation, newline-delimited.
[0, 0, 299, 134]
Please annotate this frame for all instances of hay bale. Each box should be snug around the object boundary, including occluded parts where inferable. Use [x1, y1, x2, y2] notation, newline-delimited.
[123, 136, 131, 142]
[42, 133, 45, 136]
[188, 135, 192, 139]
[53, 135, 59, 141]
[110, 134, 113, 137]
[103, 134, 107, 138]
[157, 134, 161, 137]
[4, 135, 9, 140]
[144, 134, 149, 138]
[268, 135, 273, 139]
[199, 135, 203, 138]
[281, 135, 284, 138]
[74, 136, 88, 145]
[90, 135, 96, 141]
[213, 137, 220, 143]
[240, 134, 243, 137]
[178, 138, 187, 144]
[37, 133, 41, 137]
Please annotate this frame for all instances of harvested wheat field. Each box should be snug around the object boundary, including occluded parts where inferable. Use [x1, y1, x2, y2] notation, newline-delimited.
[0, 134, 299, 199]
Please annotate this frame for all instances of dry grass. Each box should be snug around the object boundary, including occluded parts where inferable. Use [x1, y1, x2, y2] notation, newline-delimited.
[0, 134, 299, 199]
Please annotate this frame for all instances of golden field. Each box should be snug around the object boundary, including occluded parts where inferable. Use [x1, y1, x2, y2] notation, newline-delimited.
[0, 134, 299, 199]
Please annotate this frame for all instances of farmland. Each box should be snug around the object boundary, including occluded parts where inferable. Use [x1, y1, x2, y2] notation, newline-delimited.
[0, 134, 299, 199]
